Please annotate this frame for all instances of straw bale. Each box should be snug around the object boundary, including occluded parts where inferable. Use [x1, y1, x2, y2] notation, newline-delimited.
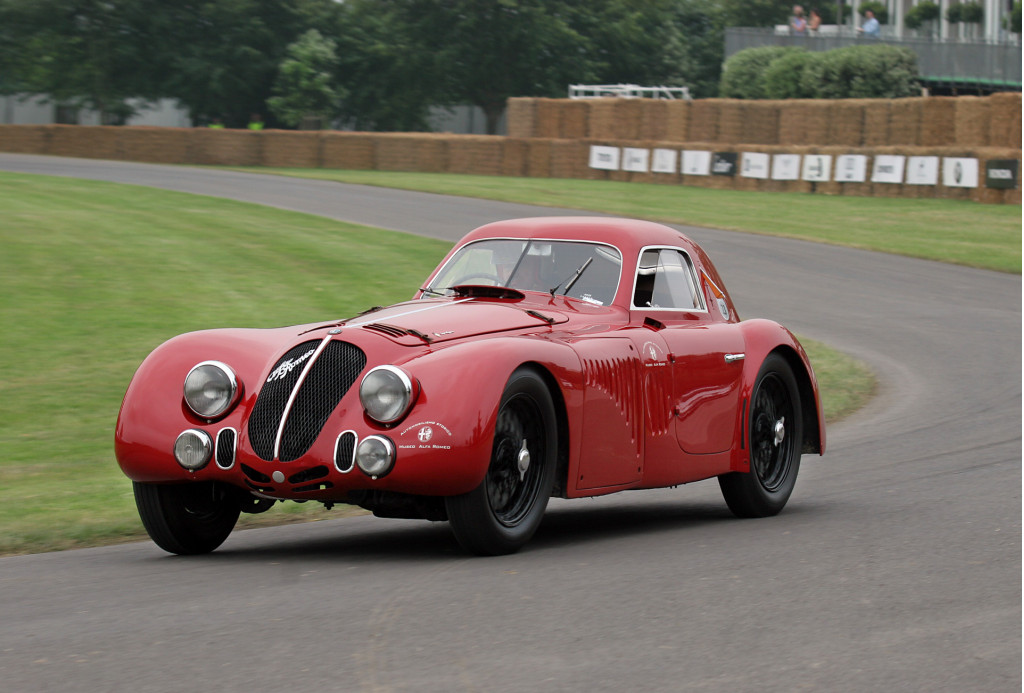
[888, 99, 922, 146]
[830, 100, 868, 146]
[119, 127, 192, 164]
[0, 125, 51, 154]
[46, 125, 121, 160]
[587, 100, 619, 140]
[560, 100, 589, 139]
[447, 136, 504, 176]
[321, 132, 375, 169]
[188, 128, 260, 166]
[987, 92, 1021, 149]
[742, 101, 781, 145]
[778, 101, 830, 145]
[534, 99, 563, 139]
[506, 98, 537, 138]
[861, 101, 891, 146]
[638, 100, 669, 141]
[525, 139, 552, 178]
[716, 101, 746, 145]
[501, 138, 529, 177]
[663, 101, 690, 143]
[612, 99, 644, 141]
[953, 97, 990, 147]
[687, 100, 721, 143]
[260, 131, 320, 168]
[549, 140, 588, 180]
[918, 97, 956, 146]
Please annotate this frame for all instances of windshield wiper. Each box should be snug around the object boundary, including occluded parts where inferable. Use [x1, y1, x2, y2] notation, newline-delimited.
[550, 257, 593, 297]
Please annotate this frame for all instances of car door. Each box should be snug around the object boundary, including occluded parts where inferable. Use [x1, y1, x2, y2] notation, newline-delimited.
[631, 247, 744, 455]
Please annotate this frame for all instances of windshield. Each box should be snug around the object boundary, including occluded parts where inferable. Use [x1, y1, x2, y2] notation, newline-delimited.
[425, 239, 622, 306]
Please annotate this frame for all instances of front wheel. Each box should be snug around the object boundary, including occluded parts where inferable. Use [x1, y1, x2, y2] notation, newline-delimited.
[133, 481, 240, 555]
[719, 353, 802, 518]
[446, 368, 557, 555]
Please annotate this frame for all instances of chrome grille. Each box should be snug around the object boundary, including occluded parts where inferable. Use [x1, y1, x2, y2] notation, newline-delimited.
[248, 340, 366, 462]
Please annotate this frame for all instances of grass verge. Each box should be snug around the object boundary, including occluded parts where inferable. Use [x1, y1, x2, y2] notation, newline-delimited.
[2, 171, 870, 556]
[223, 168, 1022, 274]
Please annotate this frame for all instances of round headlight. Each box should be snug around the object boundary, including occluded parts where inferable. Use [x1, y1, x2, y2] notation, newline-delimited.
[174, 429, 213, 471]
[355, 436, 395, 478]
[184, 361, 239, 419]
[359, 366, 417, 424]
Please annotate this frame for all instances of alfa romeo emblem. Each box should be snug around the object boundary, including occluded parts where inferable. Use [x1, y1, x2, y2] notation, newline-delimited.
[418, 426, 433, 442]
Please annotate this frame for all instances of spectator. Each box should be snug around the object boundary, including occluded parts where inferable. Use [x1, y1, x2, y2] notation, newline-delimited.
[858, 9, 881, 38]
[808, 7, 822, 33]
[790, 5, 808, 35]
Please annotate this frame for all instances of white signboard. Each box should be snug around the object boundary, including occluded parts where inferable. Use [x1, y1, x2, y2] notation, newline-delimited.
[741, 152, 770, 179]
[943, 157, 979, 188]
[651, 148, 678, 174]
[835, 154, 868, 183]
[589, 145, 620, 171]
[871, 155, 906, 184]
[802, 154, 832, 182]
[622, 148, 650, 173]
[905, 156, 939, 186]
[771, 154, 801, 181]
[681, 150, 711, 176]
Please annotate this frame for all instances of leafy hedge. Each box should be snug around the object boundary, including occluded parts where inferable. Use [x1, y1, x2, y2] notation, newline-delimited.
[721, 45, 920, 99]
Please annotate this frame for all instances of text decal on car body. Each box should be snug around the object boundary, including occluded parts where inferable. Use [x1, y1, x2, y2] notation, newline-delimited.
[266, 349, 315, 383]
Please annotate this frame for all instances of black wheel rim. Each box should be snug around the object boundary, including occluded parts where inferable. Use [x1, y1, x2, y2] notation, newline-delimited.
[486, 392, 546, 527]
[750, 373, 795, 492]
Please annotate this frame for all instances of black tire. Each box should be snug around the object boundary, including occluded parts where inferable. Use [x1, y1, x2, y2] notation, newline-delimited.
[133, 481, 240, 555]
[719, 353, 802, 518]
[446, 368, 557, 555]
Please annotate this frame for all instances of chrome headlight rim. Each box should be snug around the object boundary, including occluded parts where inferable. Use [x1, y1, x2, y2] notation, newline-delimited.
[183, 360, 241, 420]
[355, 435, 396, 479]
[174, 428, 213, 471]
[359, 365, 418, 424]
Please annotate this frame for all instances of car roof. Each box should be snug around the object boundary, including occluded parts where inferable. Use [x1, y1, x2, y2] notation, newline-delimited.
[460, 217, 696, 256]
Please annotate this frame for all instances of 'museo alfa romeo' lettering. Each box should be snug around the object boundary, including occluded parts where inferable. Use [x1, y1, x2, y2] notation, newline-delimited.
[266, 349, 315, 383]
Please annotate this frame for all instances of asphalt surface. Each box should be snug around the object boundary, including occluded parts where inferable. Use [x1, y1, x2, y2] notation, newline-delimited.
[1, 153, 1020, 692]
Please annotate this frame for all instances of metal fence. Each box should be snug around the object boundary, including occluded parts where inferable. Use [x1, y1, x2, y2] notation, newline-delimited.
[725, 27, 1022, 90]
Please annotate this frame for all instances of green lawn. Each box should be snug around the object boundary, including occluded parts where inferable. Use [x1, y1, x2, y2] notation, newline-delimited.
[224, 168, 1022, 274]
[1, 171, 872, 555]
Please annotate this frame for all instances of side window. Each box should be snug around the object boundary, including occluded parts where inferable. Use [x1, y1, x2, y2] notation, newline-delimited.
[632, 249, 703, 310]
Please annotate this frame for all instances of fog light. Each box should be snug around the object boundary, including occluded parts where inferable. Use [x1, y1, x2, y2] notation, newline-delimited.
[355, 436, 395, 478]
[174, 429, 213, 471]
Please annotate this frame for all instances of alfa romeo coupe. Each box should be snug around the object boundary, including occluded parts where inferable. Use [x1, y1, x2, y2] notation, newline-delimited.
[116, 217, 824, 555]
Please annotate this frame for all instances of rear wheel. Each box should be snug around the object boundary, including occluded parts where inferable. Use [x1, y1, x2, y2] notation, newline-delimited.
[446, 368, 557, 555]
[719, 353, 802, 518]
[133, 481, 240, 555]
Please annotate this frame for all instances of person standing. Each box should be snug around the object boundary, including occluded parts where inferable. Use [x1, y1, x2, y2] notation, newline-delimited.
[858, 9, 881, 38]
[790, 5, 808, 35]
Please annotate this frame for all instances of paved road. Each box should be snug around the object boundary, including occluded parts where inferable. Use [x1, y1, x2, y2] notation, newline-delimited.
[1, 153, 1020, 692]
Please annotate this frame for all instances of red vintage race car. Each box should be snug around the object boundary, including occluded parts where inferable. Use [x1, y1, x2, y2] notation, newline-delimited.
[116, 217, 825, 556]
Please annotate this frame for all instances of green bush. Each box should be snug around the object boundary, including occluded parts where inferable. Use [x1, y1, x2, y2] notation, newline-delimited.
[719, 46, 804, 99]
[1010, 1, 1023, 33]
[945, 3, 962, 23]
[763, 50, 818, 99]
[960, 2, 984, 23]
[905, 1, 940, 29]
[721, 44, 920, 100]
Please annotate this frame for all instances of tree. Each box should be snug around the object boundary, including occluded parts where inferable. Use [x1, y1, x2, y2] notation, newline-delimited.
[267, 29, 343, 128]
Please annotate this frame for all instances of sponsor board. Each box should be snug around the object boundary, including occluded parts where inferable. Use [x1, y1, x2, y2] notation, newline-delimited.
[711, 152, 738, 176]
[588, 145, 620, 171]
[771, 154, 801, 181]
[835, 154, 868, 183]
[740, 152, 769, 179]
[985, 159, 1019, 189]
[651, 148, 678, 174]
[942, 157, 979, 188]
[906, 156, 939, 186]
[682, 150, 712, 176]
[801, 154, 832, 182]
[871, 155, 905, 184]
[622, 147, 650, 173]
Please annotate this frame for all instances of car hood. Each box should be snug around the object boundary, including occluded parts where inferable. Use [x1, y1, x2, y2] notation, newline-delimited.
[343, 298, 571, 346]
